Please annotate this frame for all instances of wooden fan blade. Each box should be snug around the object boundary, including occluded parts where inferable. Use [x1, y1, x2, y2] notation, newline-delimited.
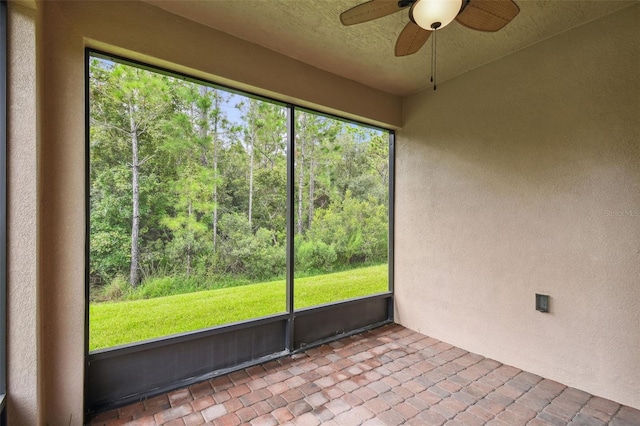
[340, 0, 408, 26]
[455, 0, 520, 32]
[395, 21, 431, 57]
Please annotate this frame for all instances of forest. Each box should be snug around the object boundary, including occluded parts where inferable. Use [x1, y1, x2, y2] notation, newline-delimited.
[89, 56, 390, 306]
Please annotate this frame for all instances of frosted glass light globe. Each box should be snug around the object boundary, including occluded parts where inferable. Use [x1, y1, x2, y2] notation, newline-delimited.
[411, 0, 462, 30]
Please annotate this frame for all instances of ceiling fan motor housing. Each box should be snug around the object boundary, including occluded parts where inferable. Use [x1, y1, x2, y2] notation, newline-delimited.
[398, 0, 415, 7]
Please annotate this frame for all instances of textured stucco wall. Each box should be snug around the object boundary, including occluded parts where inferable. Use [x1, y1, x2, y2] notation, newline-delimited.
[7, 3, 41, 425]
[60, 1, 402, 129]
[37, 1, 401, 423]
[395, 5, 640, 409]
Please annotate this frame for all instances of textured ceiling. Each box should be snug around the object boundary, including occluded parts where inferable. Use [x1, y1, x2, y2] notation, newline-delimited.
[144, 0, 635, 97]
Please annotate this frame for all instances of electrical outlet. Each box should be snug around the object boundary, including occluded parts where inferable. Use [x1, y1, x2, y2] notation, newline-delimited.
[536, 294, 549, 313]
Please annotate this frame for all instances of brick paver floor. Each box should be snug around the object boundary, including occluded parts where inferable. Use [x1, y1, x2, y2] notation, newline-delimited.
[89, 324, 640, 425]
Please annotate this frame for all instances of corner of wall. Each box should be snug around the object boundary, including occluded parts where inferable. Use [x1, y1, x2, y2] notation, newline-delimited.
[7, 1, 43, 424]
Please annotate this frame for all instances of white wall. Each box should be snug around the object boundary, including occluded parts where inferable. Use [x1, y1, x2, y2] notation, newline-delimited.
[395, 5, 640, 409]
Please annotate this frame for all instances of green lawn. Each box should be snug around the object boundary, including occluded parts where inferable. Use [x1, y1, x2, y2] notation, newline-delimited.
[90, 264, 388, 351]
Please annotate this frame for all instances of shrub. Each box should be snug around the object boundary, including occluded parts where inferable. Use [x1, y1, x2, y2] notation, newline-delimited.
[218, 213, 286, 280]
[131, 275, 219, 299]
[95, 275, 131, 302]
[297, 240, 337, 272]
[306, 192, 388, 266]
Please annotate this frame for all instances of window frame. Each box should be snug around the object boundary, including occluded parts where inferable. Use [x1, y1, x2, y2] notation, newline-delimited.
[85, 48, 395, 415]
[0, 0, 8, 421]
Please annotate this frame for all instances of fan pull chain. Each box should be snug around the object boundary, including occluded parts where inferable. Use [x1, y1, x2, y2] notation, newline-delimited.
[431, 29, 437, 91]
[430, 32, 433, 84]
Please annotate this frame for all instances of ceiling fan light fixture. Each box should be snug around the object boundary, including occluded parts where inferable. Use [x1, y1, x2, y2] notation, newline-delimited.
[411, 0, 462, 31]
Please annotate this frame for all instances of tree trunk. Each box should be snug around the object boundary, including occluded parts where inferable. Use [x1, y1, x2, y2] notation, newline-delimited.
[187, 199, 192, 278]
[212, 98, 219, 255]
[129, 104, 141, 288]
[247, 100, 259, 229]
[248, 127, 255, 230]
[308, 139, 316, 230]
[297, 136, 305, 235]
[198, 85, 209, 167]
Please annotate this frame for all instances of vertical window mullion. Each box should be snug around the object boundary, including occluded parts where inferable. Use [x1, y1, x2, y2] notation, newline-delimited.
[0, 0, 8, 403]
[285, 105, 295, 351]
[388, 131, 395, 296]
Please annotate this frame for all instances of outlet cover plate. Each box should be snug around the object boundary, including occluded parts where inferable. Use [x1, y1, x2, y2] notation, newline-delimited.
[536, 294, 549, 313]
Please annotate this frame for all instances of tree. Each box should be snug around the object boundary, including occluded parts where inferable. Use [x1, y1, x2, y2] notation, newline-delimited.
[90, 59, 173, 287]
[206, 88, 233, 255]
[240, 99, 287, 232]
[296, 112, 308, 235]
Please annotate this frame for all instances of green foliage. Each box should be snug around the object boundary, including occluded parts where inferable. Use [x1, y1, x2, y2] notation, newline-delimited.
[90, 227, 130, 284]
[297, 239, 337, 272]
[92, 275, 131, 302]
[88, 56, 390, 307]
[131, 276, 204, 299]
[92, 273, 261, 303]
[303, 192, 387, 266]
[217, 213, 285, 279]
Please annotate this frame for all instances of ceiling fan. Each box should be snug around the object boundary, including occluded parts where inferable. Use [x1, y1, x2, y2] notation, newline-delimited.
[340, 0, 520, 57]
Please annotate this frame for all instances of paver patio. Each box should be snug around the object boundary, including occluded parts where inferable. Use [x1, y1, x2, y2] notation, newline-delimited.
[89, 324, 640, 426]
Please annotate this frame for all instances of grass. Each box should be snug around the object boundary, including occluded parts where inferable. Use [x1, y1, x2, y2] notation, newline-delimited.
[90, 264, 388, 351]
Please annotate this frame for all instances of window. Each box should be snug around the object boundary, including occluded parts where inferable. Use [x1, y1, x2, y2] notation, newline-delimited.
[89, 56, 287, 350]
[293, 110, 389, 308]
[88, 53, 391, 352]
